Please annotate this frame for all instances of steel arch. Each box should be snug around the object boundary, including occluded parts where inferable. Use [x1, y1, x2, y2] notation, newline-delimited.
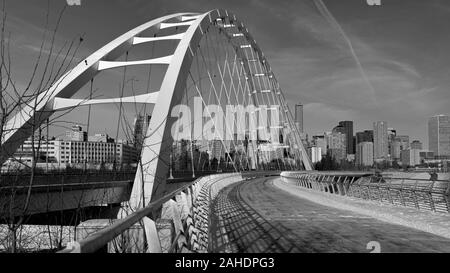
[1, 9, 313, 212]
[127, 9, 313, 210]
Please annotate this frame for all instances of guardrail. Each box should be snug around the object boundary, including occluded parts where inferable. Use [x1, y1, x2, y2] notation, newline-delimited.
[58, 173, 243, 253]
[280, 171, 450, 214]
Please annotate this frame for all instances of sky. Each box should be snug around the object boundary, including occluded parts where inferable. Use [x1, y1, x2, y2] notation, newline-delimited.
[3, 0, 450, 148]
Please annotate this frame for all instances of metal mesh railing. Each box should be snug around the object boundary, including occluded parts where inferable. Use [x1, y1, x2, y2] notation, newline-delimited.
[280, 171, 450, 214]
[58, 173, 243, 253]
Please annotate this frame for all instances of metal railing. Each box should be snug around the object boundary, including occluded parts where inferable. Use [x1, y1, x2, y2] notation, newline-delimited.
[58, 173, 243, 253]
[281, 171, 450, 214]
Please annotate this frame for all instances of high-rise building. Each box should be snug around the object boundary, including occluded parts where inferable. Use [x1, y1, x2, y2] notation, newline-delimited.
[356, 142, 374, 166]
[401, 149, 421, 167]
[387, 127, 396, 159]
[373, 121, 388, 161]
[388, 128, 397, 140]
[326, 132, 346, 162]
[88, 133, 113, 143]
[428, 115, 450, 157]
[133, 115, 144, 147]
[66, 125, 87, 142]
[312, 134, 327, 156]
[309, 146, 322, 164]
[411, 140, 423, 150]
[333, 121, 354, 155]
[356, 130, 373, 144]
[390, 135, 409, 160]
[210, 139, 224, 160]
[294, 103, 303, 134]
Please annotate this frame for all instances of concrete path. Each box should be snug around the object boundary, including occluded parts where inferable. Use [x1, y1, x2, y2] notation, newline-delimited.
[209, 177, 450, 253]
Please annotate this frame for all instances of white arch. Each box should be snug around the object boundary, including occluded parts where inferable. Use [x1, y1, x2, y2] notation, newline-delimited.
[1, 9, 312, 209]
[0, 12, 197, 164]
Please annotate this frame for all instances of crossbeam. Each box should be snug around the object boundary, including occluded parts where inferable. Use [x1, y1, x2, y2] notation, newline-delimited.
[98, 56, 172, 70]
[132, 33, 185, 45]
[50, 92, 159, 111]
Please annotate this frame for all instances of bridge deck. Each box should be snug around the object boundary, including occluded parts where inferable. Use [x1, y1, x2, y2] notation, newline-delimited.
[210, 176, 450, 253]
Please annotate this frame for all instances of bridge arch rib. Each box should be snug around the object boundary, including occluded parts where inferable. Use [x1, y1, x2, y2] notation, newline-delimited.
[130, 9, 314, 211]
[1, 10, 313, 212]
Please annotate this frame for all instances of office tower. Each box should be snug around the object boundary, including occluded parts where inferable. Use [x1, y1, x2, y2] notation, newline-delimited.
[373, 121, 388, 160]
[356, 142, 374, 166]
[308, 146, 322, 164]
[396, 136, 410, 149]
[173, 139, 190, 171]
[401, 149, 421, 167]
[210, 139, 224, 160]
[66, 125, 87, 142]
[388, 128, 397, 140]
[410, 140, 423, 150]
[356, 130, 373, 144]
[333, 121, 354, 155]
[387, 127, 396, 159]
[428, 115, 450, 157]
[133, 115, 145, 148]
[294, 103, 303, 134]
[88, 133, 113, 143]
[326, 132, 346, 162]
[313, 134, 328, 156]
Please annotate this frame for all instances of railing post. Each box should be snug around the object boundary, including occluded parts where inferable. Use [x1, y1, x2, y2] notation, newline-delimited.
[399, 179, 406, 206]
[445, 182, 450, 213]
[329, 176, 335, 193]
[320, 176, 325, 192]
[338, 176, 348, 195]
[429, 181, 436, 212]
[413, 180, 420, 209]
[335, 177, 342, 195]
[377, 179, 383, 202]
[343, 177, 351, 196]
[387, 178, 393, 204]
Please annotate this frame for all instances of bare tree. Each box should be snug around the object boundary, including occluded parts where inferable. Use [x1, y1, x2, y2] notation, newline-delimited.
[0, 0, 84, 252]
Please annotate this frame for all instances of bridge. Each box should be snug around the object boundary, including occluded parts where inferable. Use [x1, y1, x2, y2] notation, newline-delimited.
[1, 9, 449, 253]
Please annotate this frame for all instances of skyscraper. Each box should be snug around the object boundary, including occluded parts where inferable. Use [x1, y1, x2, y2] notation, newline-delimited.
[66, 125, 87, 142]
[391, 135, 409, 160]
[428, 115, 450, 157]
[294, 103, 303, 134]
[356, 142, 374, 166]
[373, 121, 388, 160]
[333, 121, 354, 155]
[326, 132, 346, 162]
[387, 127, 396, 159]
[312, 134, 327, 156]
[356, 130, 373, 144]
[411, 140, 423, 150]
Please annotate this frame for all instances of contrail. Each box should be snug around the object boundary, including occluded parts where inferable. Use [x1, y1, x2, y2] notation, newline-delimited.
[313, 0, 378, 104]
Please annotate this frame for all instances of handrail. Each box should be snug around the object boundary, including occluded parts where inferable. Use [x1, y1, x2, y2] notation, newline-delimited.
[281, 171, 450, 214]
[60, 177, 201, 253]
[0, 180, 132, 191]
[58, 172, 243, 253]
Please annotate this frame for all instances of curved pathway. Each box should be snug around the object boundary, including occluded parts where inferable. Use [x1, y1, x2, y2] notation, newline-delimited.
[209, 177, 450, 253]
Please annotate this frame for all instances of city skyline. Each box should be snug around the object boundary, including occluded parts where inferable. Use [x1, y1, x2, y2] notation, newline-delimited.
[3, 0, 450, 148]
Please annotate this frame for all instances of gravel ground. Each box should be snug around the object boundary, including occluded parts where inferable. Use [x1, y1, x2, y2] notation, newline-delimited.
[274, 178, 450, 239]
